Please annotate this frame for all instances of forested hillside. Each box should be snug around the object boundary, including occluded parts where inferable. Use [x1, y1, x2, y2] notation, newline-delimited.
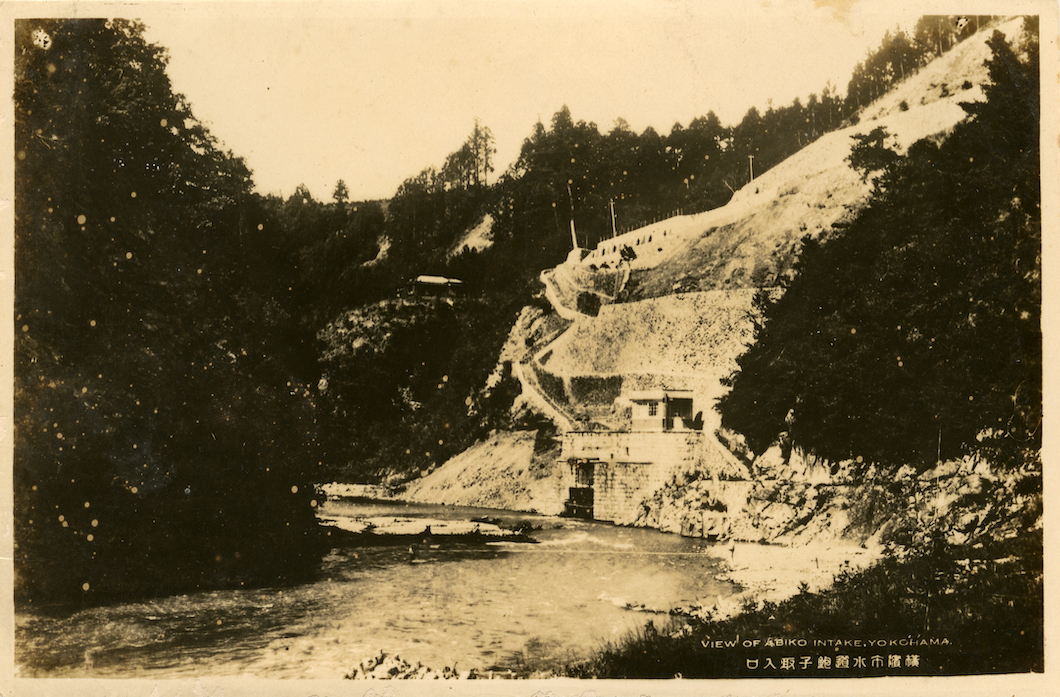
[719, 25, 1040, 472]
[297, 15, 1005, 482]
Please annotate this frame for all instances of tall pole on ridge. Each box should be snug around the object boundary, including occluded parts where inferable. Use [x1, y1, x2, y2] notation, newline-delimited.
[567, 182, 578, 250]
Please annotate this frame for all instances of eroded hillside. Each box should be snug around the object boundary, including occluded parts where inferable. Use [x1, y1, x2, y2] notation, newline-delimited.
[628, 17, 1023, 299]
[526, 17, 1024, 429]
[392, 19, 1036, 545]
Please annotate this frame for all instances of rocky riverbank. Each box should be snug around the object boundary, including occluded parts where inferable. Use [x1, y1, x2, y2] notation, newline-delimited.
[344, 651, 481, 680]
[676, 539, 881, 622]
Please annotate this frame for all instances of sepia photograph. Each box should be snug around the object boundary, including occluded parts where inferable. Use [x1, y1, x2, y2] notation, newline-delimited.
[6, 1, 1056, 694]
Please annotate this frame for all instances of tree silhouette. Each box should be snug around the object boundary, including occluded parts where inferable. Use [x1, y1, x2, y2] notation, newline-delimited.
[14, 18, 326, 605]
[719, 23, 1040, 470]
[333, 179, 350, 204]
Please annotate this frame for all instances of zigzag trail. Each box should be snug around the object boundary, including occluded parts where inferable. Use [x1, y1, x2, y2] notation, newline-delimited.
[531, 17, 1022, 431]
[400, 18, 1024, 516]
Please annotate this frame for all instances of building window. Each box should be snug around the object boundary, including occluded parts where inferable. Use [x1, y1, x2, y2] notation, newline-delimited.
[648, 403, 658, 416]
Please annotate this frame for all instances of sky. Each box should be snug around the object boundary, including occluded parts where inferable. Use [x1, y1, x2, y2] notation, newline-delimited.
[133, 0, 925, 202]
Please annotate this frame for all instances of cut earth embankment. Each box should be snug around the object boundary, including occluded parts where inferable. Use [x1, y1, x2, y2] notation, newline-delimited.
[398, 429, 565, 515]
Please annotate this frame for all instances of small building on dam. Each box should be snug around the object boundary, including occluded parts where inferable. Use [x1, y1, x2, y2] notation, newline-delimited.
[559, 390, 741, 526]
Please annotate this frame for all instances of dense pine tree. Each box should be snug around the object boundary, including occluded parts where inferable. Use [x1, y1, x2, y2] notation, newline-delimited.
[14, 19, 327, 605]
[718, 24, 1040, 470]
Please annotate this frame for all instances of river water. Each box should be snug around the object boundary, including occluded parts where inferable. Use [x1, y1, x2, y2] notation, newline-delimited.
[15, 500, 735, 678]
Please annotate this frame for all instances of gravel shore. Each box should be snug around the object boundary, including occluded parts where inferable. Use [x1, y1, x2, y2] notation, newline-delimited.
[686, 539, 883, 620]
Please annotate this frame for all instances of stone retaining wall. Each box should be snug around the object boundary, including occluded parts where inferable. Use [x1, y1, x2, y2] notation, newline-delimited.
[559, 430, 742, 525]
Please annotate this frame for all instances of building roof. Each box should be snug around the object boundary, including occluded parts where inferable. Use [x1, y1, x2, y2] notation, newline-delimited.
[626, 390, 694, 402]
[414, 275, 464, 286]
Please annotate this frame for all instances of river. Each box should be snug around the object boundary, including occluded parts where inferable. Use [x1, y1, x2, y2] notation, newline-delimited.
[15, 499, 736, 678]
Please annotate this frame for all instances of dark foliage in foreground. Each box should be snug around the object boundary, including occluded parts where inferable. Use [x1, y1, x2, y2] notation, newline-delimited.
[14, 19, 327, 608]
[570, 531, 1042, 678]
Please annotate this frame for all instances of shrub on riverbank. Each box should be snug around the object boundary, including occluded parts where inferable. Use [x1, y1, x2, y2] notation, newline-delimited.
[568, 529, 1042, 678]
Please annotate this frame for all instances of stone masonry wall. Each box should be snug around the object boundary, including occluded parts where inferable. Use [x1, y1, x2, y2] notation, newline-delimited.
[562, 430, 703, 467]
[593, 461, 658, 523]
[559, 430, 709, 525]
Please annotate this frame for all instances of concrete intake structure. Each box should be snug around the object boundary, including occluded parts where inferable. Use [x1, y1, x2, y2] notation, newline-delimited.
[558, 390, 739, 526]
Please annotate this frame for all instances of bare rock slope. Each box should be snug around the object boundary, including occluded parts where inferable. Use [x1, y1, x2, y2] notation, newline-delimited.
[400, 430, 564, 515]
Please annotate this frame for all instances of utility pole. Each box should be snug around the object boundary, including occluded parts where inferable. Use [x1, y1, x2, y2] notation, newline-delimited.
[567, 182, 578, 250]
[609, 198, 618, 238]
[748, 154, 755, 181]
